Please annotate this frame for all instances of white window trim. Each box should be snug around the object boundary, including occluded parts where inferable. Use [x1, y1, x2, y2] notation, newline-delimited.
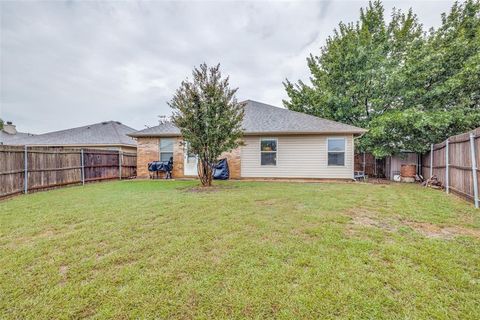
[159, 138, 174, 161]
[327, 137, 346, 167]
[260, 137, 278, 166]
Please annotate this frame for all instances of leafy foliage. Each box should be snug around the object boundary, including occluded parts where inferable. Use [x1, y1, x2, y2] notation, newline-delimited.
[284, 0, 480, 157]
[169, 63, 244, 186]
[0, 119, 3, 130]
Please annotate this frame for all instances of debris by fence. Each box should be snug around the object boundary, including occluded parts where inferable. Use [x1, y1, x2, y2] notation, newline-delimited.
[422, 127, 479, 208]
[0, 146, 136, 198]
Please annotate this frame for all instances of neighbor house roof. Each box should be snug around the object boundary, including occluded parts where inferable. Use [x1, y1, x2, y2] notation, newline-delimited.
[129, 100, 366, 137]
[3, 121, 137, 147]
[0, 131, 36, 145]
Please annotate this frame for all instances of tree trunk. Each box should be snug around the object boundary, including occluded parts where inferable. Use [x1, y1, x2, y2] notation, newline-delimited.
[198, 158, 213, 187]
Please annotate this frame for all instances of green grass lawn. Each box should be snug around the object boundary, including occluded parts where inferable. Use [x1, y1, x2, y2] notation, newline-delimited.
[1, 180, 479, 319]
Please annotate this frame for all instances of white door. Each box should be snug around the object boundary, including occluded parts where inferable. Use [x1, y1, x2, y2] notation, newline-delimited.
[184, 142, 198, 176]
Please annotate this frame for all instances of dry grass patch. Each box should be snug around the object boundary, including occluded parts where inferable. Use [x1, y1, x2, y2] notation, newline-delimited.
[402, 220, 480, 240]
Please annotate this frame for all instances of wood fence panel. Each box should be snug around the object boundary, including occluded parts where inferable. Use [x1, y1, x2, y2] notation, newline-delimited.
[422, 127, 480, 205]
[121, 153, 137, 178]
[0, 146, 25, 197]
[84, 150, 120, 181]
[27, 148, 82, 191]
[354, 152, 386, 178]
[0, 146, 136, 198]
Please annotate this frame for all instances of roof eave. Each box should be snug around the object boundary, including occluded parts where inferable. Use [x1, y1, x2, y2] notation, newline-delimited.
[243, 130, 367, 136]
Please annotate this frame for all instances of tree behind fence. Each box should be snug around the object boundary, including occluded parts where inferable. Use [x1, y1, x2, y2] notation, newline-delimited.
[422, 127, 479, 207]
[0, 146, 137, 198]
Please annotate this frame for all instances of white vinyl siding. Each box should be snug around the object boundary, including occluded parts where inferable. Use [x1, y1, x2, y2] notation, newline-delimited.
[241, 134, 354, 179]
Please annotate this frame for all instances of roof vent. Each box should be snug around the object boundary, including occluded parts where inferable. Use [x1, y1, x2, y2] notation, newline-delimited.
[101, 121, 108, 125]
[116, 121, 122, 125]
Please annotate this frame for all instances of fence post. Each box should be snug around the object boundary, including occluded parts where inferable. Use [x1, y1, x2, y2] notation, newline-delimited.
[81, 149, 85, 186]
[119, 150, 122, 180]
[430, 144, 434, 178]
[445, 139, 450, 194]
[470, 133, 479, 208]
[24, 145, 28, 194]
[362, 152, 366, 173]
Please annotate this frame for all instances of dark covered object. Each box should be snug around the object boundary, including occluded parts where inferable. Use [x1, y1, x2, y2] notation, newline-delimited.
[148, 157, 173, 179]
[148, 161, 172, 172]
[213, 158, 229, 180]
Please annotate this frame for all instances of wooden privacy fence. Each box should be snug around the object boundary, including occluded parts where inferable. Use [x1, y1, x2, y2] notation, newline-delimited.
[354, 152, 386, 178]
[0, 146, 136, 198]
[422, 127, 479, 208]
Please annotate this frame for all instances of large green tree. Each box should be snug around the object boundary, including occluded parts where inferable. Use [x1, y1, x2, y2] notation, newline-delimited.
[284, 0, 480, 157]
[169, 63, 244, 186]
[284, 1, 422, 129]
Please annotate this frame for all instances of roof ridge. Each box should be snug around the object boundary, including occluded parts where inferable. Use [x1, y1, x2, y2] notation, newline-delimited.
[34, 121, 108, 136]
[35, 120, 136, 136]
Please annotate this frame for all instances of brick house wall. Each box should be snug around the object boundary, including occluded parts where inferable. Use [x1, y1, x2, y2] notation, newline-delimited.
[135, 136, 241, 179]
[219, 147, 241, 179]
[136, 137, 159, 178]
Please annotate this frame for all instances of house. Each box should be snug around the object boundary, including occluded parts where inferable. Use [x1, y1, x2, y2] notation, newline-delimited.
[0, 121, 36, 145]
[1, 121, 137, 152]
[129, 100, 366, 179]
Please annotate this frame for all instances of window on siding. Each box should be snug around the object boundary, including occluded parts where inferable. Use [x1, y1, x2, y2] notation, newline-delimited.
[159, 138, 174, 162]
[328, 138, 345, 166]
[261, 138, 277, 166]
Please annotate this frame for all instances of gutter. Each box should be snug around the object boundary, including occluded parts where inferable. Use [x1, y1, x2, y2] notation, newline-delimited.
[129, 130, 368, 138]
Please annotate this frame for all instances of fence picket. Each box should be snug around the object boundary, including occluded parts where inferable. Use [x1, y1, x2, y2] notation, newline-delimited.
[470, 133, 479, 208]
[445, 139, 449, 194]
[430, 144, 434, 178]
[24, 146, 28, 194]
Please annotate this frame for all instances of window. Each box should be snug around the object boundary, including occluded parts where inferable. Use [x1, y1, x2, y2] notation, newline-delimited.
[328, 138, 345, 166]
[159, 138, 174, 162]
[261, 138, 277, 166]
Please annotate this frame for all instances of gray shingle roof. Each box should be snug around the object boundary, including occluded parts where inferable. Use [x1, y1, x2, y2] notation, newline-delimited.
[129, 100, 366, 137]
[2, 121, 137, 147]
[0, 131, 36, 145]
[132, 121, 181, 136]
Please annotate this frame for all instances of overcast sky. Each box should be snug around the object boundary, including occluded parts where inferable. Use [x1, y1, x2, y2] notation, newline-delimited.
[1, 0, 454, 134]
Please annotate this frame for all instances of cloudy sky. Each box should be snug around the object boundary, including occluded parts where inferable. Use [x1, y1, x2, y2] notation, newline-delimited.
[1, 0, 454, 134]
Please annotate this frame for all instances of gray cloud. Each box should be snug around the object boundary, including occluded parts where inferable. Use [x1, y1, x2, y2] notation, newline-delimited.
[1, 0, 454, 133]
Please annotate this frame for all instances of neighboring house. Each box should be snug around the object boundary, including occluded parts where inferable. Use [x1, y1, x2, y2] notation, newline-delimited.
[2, 121, 137, 152]
[129, 100, 366, 179]
[0, 121, 36, 145]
